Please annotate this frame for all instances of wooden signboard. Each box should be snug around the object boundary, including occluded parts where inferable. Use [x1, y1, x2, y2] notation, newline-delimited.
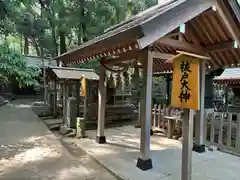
[171, 52, 200, 110]
[81, 77, 86, 97]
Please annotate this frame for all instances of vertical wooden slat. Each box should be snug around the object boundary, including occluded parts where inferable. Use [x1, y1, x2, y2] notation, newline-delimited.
[151, 105, 154, 127]
[163, 104, 167, 116]
[227, 113, 232, 147]
[158, 104, 161, 128]
[236, 114, 240, 150]
[153, 104, 157, 127]
[218, 113, 224, 145]
[210, 112, 215, 144]
[163, 104, 167, 129]
[204, 111, 208, 144]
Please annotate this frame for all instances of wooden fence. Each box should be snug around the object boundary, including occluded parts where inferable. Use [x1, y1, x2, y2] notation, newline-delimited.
[205, 112, 240, 155]
[151, 104, 240, 155]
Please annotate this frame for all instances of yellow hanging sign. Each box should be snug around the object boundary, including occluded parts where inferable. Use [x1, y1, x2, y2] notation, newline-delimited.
[81, 77, 86, 97]
[171, 53, 201, 110]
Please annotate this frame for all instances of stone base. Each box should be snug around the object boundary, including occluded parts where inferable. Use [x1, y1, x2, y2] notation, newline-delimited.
[96, 136, 106, 144]
[136, 158, 153, 171]
[192, 143, 205, 153]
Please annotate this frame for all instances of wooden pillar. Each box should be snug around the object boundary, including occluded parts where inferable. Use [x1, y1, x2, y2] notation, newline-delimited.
[63, 81, 69, 124]
[193, 61, 206, 153]
[181, 109, 194, 180]
[136, 75, 145, 128]
[96, 64, 107, 144]
[83, 79, 88, 121]
[76, 80, 80, 117]
[224, 85, 229, 112]
[53, 80, 58, 118]
[136, 50, 153, 171]
[166, 75, 171, 105]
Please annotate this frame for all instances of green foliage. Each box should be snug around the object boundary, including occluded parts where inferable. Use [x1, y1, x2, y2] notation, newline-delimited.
[0, 0, 158, 56]
[0, 44, 40, 87]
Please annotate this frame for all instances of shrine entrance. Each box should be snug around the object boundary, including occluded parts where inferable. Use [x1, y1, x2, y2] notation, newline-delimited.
[55, 0, 240, 179]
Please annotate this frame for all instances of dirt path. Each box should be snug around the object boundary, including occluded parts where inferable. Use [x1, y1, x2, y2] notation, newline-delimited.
[0, 99, 118, 180]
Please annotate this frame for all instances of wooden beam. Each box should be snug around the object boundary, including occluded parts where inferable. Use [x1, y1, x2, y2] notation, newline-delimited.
[229, 0, 240, 23]
[215, 0, 240, 46]
[152, 51, 175, 60]
[101, 50, 138, 65]
[204, 41, 235, 52]
[137, 0, 214, 49]
[157, 38, 205, 55]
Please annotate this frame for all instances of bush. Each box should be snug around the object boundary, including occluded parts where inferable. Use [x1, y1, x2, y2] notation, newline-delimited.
[0, 44, 40, 87]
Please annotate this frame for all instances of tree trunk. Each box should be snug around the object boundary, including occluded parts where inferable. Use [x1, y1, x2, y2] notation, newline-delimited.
[24, 36, 29, 55]
[31, 38, 40, 56]
[51, 24, 58, 57]
[59, 30, 67, 54]
[40, 47, 47, 103]
[77, 0, 85, 45]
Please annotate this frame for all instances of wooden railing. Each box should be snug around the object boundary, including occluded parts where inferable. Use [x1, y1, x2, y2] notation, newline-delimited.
[205, 112, 240, 155]
[151, 104, 240, 155]
[151, 104, 182, 138]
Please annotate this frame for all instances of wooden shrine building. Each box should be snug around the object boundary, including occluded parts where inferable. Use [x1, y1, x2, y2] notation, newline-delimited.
[55, 0, 240, 172]
[214, 67, 240, 112]
[46, 66, 99, 127]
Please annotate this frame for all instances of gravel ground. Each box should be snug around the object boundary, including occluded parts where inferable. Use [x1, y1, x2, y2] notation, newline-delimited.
[0, 99, 118, 180]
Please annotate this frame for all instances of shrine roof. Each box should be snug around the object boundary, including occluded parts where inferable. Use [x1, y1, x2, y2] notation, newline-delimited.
[214, 67, 240, 84]
[46, 66, 99, 81]
[55, 0, 240, 73]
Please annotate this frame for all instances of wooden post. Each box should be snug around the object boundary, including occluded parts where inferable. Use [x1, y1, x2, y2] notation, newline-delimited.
[236, 114, 240, 150]
[136, 50, 153, 171]
[96, 64, 106, 144]
[153, 104, 157, 127]
[158, 104, 161, 128]
[63, 81, 69, 124]
[210, 112, 215, 144]
[76, 80, 80, 117]
[218, 113, 224, 145]
[53, 80, 57, 118]
[62, 82, 66, 123]
[83, 79, 88, 127]
[193, 60, 206, 153]
[227, 113, 232, 147]
[166, 75, 171, 105]
[181, 109, 194, 180]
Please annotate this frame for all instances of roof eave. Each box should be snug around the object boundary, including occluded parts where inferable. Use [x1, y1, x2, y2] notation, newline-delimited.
[55, 26, 144, 62]
[137, 0, 215, 49]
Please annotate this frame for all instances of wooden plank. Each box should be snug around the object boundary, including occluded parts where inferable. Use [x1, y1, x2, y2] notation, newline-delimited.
[215, 0, 240, 47]
[227, 113, 232, 147]
[204, 111, 208, 144]
[157, 38, 204, 55]
[218, 113, 224, 145]
[158, 104, 161, 128]
[153, 104, 157, 127]
[236, 114, 240, 150]
[181, 109, 194, 180]
[101, 50, 138, 65]
[152, 51, 175, 60]
[138, 0, 214, 49]
[204, 41, 235, 52]
[210, 112, 215, 144]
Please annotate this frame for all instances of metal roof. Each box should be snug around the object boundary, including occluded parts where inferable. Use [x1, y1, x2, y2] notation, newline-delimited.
[47, 66, 99, 80]
[214, 67, 240, 80]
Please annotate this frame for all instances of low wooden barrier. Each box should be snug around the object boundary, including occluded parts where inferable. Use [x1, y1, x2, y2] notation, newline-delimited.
[151, 105, 240, 156]
[205, 112, 240, 155]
